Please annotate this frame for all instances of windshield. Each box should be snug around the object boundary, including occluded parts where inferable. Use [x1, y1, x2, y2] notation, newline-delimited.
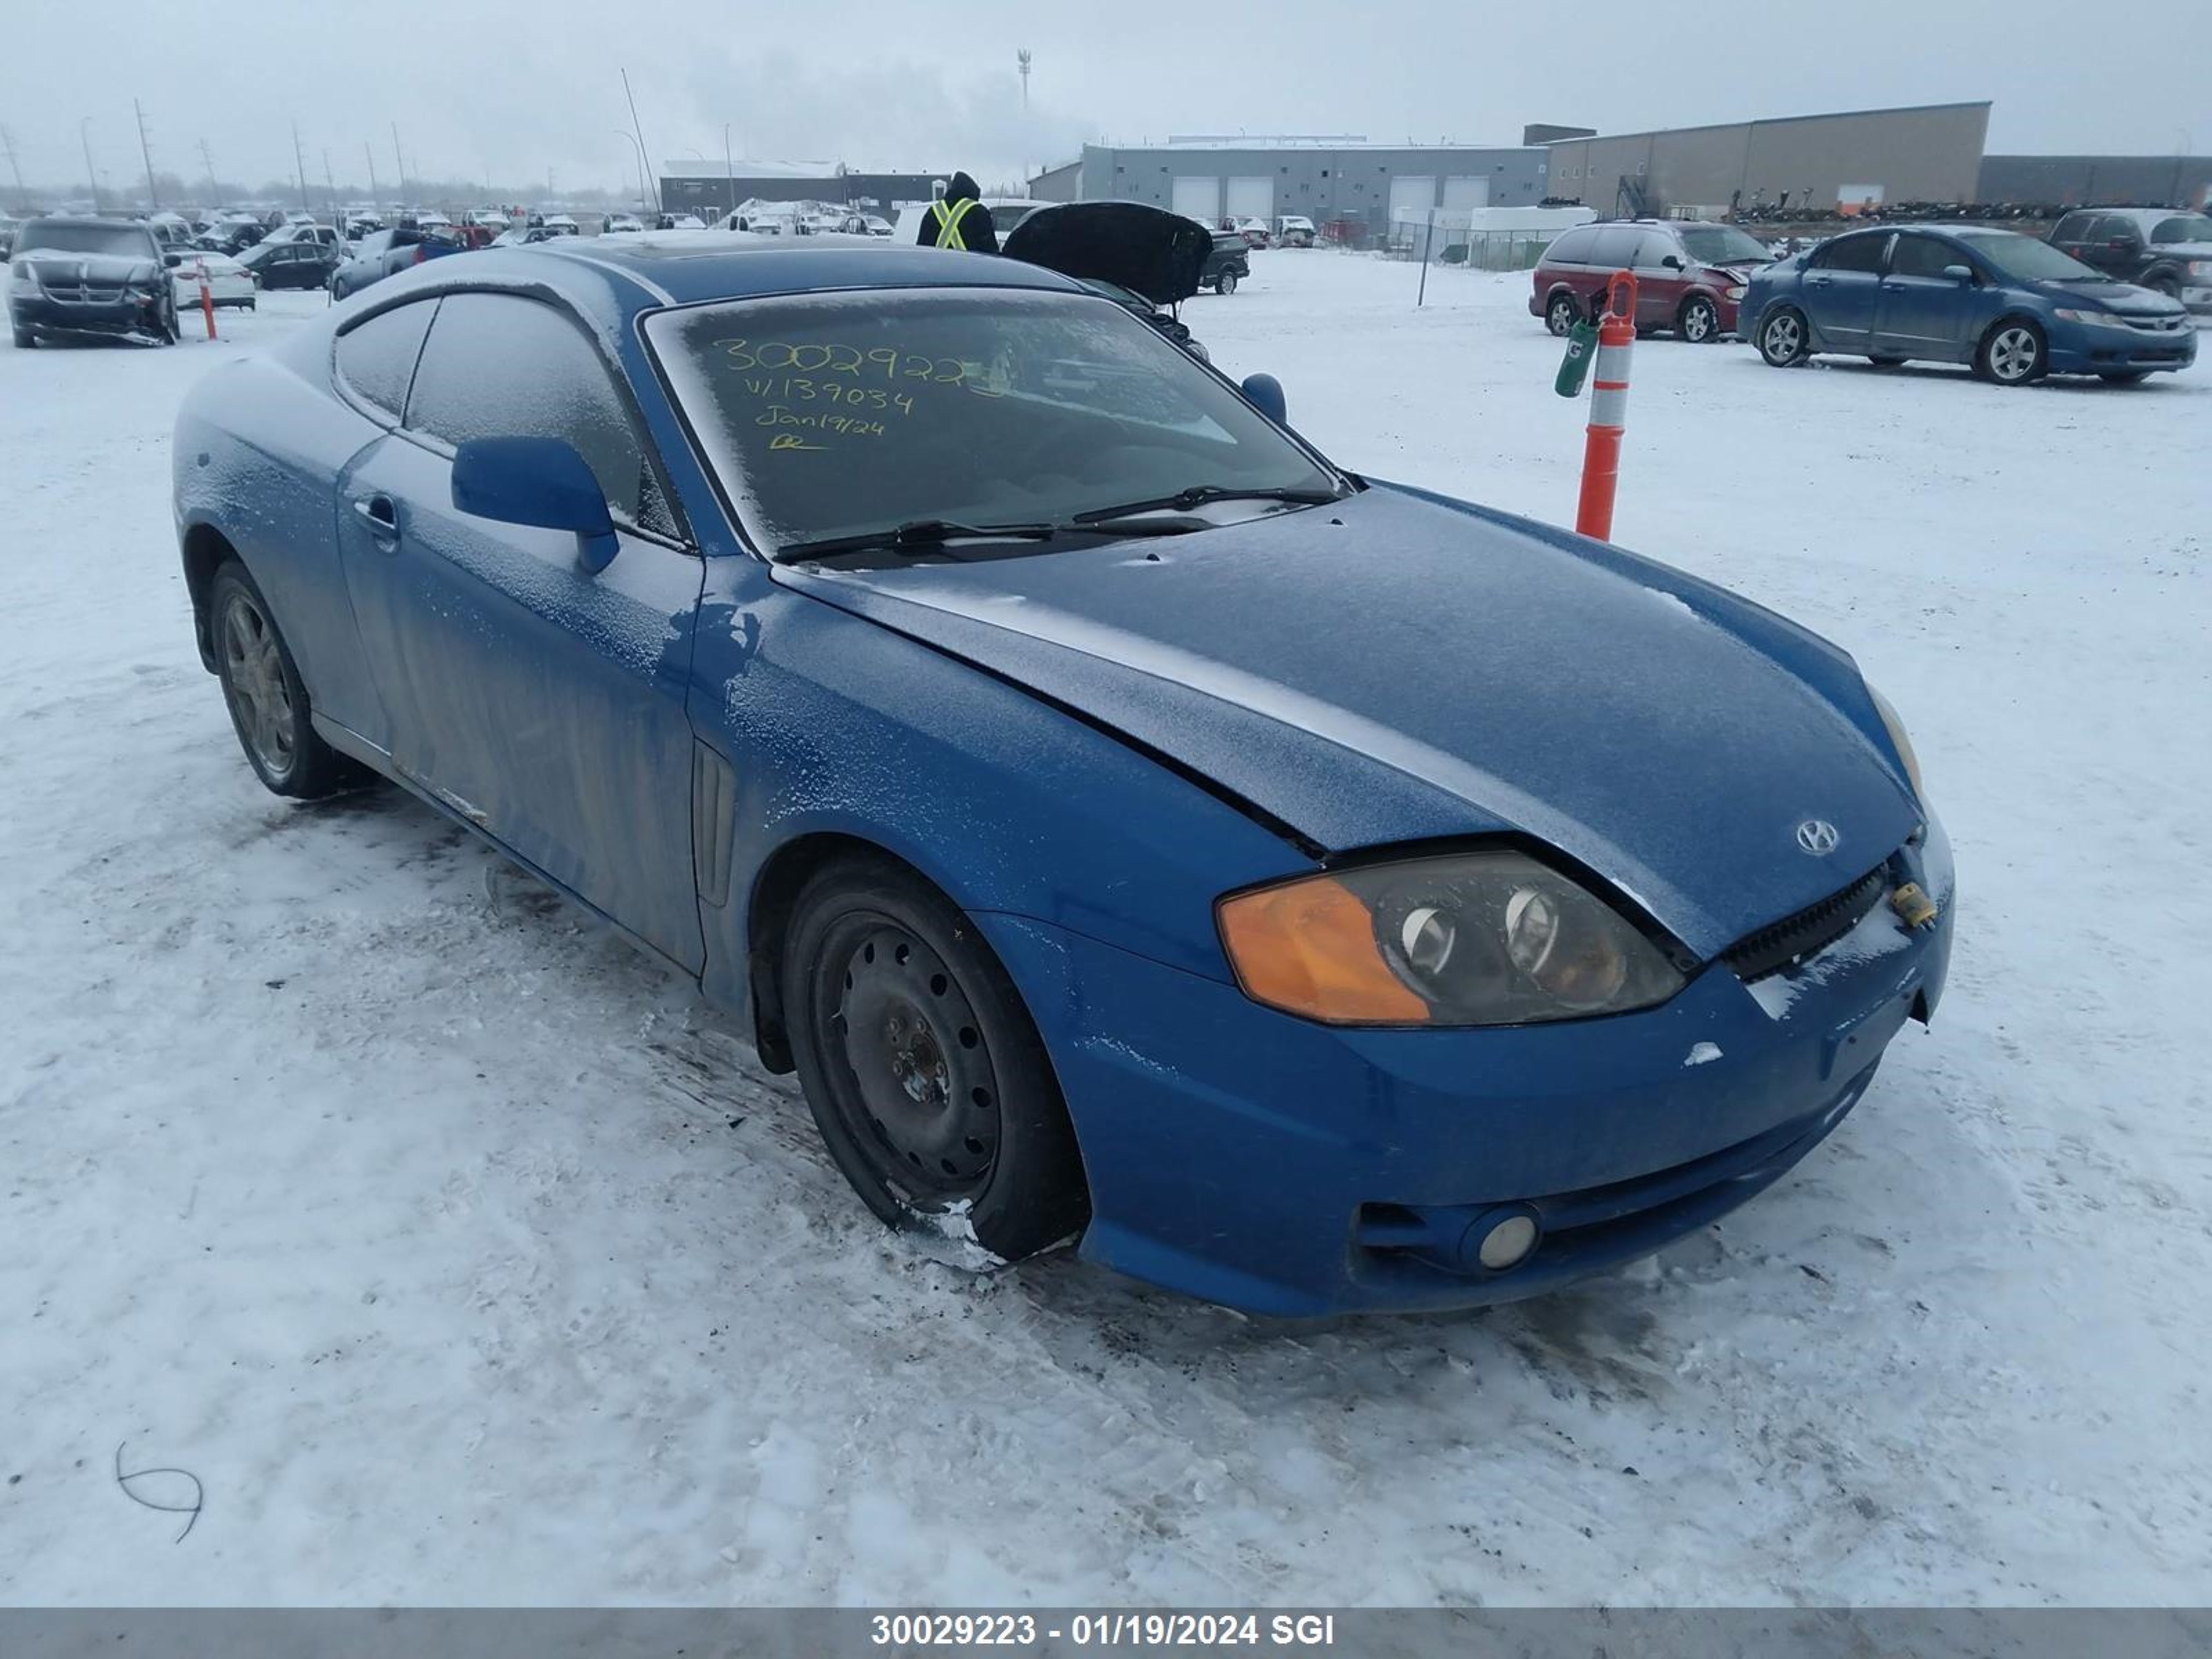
[1961, 233, 2101, 283]
[2152, 214, 2212, 245]
[15, 223, 155, 259]
[648, 287, 1339, 558]
[1676, 225, 1772, 265]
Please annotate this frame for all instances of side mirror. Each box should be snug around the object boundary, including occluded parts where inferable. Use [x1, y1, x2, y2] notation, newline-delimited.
[1241, 372, 1288, 426]
[1660, 253, 1685, 270]
[162, 251, 185, 267]
[1942, 263, 1974, 283]
[451, 436, 619, 573]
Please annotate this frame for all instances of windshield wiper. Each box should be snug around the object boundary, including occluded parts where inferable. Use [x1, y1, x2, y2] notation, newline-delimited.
[778, 518, 1060, 561]
[1071, 484, 1346, 523]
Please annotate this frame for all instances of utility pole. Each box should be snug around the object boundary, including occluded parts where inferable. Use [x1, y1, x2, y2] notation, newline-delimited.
[323, 147, 337, 216]
[621, 68, 660, 215]
[198, 138, 218, 204]
[80, 118, 100, 212]
[291, 122, 311, 214]
[365, 142, 379, 210]
[134, 98, 160, 209]
[0, 124, 26, 210]
[1018, 48, 1033, 188]
[391, 122, 407, 204]
[723, 123, 733, 216]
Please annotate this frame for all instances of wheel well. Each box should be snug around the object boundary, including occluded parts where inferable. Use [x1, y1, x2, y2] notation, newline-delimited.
[744, 832, 938, 1075]
[181, 523, 237, 673]
[1980, 312, 2046, 348]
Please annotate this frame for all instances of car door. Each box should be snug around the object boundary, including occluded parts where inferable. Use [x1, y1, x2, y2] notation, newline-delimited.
[1799, 231, 1889, 348]
[2080, 214, 2143, 280]
[1871, 232, 1978, 362]
[332, 290, 709, 972]
[2049, 211, 2099, 267]
[1627, 227, 1687, 327]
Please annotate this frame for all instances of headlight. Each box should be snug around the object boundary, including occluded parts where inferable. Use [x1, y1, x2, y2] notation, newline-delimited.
[2189, 261, 2211, 279]
[1725, 285, 1747, 299]
[1217, 850, 1684, 1027]
[1867, 684, 1924, 799]
[2053, 308, 2126, 327]
[9, 262, 35, 288]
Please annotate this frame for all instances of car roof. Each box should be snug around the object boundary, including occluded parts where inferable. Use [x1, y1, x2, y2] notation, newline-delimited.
[527, 230, 1087, 308]
[20, 214, 149, 232]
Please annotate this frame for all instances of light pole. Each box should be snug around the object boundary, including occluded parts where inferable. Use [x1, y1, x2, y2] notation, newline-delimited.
[723, 122, 733, 216]
[80, 118, 100, 212]
[1017, 48, 1033, 189]
[614, 128, 650, 214]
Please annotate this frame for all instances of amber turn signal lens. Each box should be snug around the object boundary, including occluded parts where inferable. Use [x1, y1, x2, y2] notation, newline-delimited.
[1217, 876, 1430, 1024]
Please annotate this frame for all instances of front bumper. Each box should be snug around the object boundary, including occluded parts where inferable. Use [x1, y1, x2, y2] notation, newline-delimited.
[980, 821, 1954, 1317]
[2047, 314, 2197, 374]
[9, 287, 167, 337]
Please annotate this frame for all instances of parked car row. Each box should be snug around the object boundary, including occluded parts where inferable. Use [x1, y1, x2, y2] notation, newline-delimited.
[1532, 212, 2200, 386]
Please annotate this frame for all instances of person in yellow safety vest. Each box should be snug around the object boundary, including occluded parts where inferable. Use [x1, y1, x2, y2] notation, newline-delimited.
[915, 172, 998, 254]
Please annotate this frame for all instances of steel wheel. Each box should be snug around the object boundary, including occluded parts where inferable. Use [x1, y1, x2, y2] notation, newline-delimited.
[1980, 321, 2045, 384]
[1218, 270, 1238, 295]
[782, 856, 1091, 1260]
[1759, 308, 1808, 366]
[1545, 292, 1579, 337]
[1679, 294, 1719, 341]
[220, 588, 297, 779]
[820, 915, 1002, 1200]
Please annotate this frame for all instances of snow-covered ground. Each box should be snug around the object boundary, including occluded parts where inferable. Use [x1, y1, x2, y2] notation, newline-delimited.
[3, 259, 2208, 1606]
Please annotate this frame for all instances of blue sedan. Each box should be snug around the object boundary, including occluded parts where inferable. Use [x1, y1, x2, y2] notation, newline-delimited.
[1742, 223, 2195, 384]
[172, 234, 1952, 1316]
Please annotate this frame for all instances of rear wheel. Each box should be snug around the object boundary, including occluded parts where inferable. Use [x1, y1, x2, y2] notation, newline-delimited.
[1544, 292, 1579, 337]
[782, 855, 1089, 1262]
[1976, 319, 2047, 385]
[209, 561, 359, 798]
[1217, 270, 1238, 295]
[1678, 294, 1721, 342]
[1758, 306, 1810, 367]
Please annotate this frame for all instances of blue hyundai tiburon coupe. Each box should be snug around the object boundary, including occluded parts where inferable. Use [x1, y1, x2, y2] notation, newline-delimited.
[174, 233, 1952, 1315]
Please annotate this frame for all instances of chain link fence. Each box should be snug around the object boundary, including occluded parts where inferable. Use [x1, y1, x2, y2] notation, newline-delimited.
[1383, 213, 1571, 272]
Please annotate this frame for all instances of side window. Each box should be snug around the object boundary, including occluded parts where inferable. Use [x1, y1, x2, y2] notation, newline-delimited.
[2052, 212, 2094, 243]
[403, 292, 675, 536]
[1586, 225, 1641, 267]
[2089, 214, 2137, 247]
[333, 299, 437, 422]
[1547, 227, 1593, 263]
[1813, 234, 1888, 273]
[1888, 234, 1959, 279]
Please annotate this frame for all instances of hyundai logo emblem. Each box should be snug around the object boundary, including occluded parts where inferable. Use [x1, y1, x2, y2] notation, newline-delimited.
[1795, 818, 1841, 856]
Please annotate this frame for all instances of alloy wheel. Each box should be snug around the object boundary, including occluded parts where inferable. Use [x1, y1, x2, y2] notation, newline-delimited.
[1762, 312, 1803, 364]
[221, 590, 297, 778]
[1988, 326, 2041, 383]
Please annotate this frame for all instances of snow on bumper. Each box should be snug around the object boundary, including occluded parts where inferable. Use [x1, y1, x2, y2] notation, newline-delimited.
[979, 818, 1954, 1318]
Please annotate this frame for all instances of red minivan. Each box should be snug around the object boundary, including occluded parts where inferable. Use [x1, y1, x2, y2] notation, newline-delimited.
[1531, 219, 1776, 341]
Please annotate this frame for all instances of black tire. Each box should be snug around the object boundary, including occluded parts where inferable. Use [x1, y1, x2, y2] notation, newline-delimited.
[10, 326, 32, 349]
[2145, 274, 2180, 300]
[207, 561, 358, 798]
[1678, 293, 1721, 342]
[782, 854, 1089, 1261]
[2099, 370, 2150, 384]
[1867, 355, 1908, 367]
[156, 294, 180, 345]
[1757, 306, 1810, 367]
[1974, 317, 2047, 385]
[1544, 291, 1579, 337]
[1217, 270, 1239, 295]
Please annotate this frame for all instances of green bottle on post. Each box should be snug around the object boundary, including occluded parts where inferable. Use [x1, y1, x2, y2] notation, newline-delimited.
[1555, 316, 1601, 397]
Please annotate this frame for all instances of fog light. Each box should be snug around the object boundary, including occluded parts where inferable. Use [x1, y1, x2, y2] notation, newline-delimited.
[1462, 1208, 1541, 1273]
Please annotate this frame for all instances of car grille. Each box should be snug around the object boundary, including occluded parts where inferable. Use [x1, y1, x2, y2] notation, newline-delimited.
[2121, 312, 2187, 333]
[1719, 863, 1889, 982]
[50, 281, 126, 303]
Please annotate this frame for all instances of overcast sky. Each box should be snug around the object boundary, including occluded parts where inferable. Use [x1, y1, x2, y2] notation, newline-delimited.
[6, 0, 2206, 200]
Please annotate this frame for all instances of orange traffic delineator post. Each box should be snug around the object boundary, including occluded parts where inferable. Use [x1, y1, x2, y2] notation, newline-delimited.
[1574, 270, 1637, 541]
[196, 259, 218, 340]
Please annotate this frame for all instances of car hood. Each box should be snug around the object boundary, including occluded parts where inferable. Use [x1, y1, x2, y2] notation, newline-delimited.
[774, 485, 1923, 956]
[14, 250, 160, 284]
[1003, 201, 1211, 305]
[2034, 276, 2186, 313]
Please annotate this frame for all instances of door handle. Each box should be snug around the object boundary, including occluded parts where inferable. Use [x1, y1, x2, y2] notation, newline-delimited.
[1806, 275, 1832, 287]
[353, 495, 400, 543]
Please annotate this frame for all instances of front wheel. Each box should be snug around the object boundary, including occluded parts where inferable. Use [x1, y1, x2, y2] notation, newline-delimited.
[209, 561, 359, 798]
[1544, 292, 1579, 337]
[1758, 306, 1810, 367]
[1217, 270, 1238, 295]
[1678, 294, 1721, 342]
[782, 855, 1090, 1262]
[1976, 319, 2047, 385]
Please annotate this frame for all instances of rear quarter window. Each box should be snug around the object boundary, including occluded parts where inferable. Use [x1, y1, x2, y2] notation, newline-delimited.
[333, 300, 436, 422]
[1546, 227, 1594, 263]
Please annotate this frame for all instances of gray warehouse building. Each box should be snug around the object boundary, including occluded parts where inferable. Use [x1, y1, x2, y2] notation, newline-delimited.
[1062, 140, 1553, 237]
[1977, 153, 2212, 208]
[1541, 102, 1991, 218]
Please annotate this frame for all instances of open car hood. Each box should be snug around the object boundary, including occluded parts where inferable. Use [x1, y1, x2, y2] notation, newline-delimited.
[1002, 201, 1210, 306]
